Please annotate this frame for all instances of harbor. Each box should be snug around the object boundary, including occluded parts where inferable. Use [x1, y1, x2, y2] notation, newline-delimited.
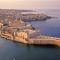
[0, 17, 60, 47]
[0, 0, 60, 60]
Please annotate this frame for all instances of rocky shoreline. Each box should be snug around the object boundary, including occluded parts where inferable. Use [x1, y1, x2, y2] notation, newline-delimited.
[20, 13, 52, 22]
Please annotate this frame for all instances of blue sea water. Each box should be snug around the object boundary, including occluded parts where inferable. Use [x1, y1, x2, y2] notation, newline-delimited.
[0, 9, 60, 60]
[31, 9, 60, 38]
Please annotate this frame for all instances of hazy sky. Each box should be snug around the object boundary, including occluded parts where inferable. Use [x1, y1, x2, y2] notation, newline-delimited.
[0, 0, 60, 9]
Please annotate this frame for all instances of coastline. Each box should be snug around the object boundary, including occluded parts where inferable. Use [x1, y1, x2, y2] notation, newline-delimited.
[0, 9, 59, 47]
[0, 30, 60, 47]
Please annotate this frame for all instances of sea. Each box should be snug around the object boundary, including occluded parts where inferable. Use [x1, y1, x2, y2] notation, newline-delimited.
[0, 9, 60, 60]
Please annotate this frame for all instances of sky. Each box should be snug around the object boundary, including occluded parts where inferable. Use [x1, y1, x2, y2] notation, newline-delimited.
[0, 0, 60, 9]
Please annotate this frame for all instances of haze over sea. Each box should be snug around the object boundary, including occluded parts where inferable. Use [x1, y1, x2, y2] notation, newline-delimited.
[0, 9, 60, 60]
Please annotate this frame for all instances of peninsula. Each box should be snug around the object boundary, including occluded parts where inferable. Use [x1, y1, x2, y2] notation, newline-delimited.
[0, 17, 60, 47]
[0, 9, 52, 21]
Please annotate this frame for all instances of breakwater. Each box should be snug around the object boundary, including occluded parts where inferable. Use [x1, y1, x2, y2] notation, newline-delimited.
[0, 30, 60, 47]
